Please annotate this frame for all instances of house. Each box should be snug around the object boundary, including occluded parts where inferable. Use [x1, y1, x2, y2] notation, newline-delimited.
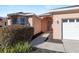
[6, 5, 79, 41]
[0, 17, 5, 27]
[47, 5, 79, 40]
[7, 12, 42, 35]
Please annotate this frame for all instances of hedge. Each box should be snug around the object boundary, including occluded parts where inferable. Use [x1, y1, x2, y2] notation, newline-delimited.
[0, 25, 34, 52]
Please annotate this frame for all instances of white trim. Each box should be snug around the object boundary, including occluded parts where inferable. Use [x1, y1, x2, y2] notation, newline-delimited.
[39, 13, 51, 16]
[49, 6, 79, 13]
[8, 19, 11, 25]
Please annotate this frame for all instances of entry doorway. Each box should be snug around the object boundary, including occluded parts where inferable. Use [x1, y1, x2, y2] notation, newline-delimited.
[41, 16, 52, 33]
[47, 20, 52, 31]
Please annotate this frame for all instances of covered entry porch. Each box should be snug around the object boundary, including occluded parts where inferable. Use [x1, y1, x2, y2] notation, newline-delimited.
[40, 15, 53, 33]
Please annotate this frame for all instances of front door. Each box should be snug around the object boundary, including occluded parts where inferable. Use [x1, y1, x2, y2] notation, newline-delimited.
[47, 20, 52, 31]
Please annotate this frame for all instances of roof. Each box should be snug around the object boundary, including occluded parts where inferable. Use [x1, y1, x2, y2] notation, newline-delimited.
[53, 5, 79, 10]
[49, 5, 79, 13]
[0, 17, 4, 20]
[39, 5, 79, 16]
[7, 12, 36, 16]
[39, 13, 51, 17]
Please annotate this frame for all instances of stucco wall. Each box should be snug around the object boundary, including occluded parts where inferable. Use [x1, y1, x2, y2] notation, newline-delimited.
[28, 17, 33, 27]
[53, 12, 79, 39]
[41, 19, 47, 32]
[28, 16, 41, 35]
[41, 17, 52, 32]
[32, 16, 41, 35]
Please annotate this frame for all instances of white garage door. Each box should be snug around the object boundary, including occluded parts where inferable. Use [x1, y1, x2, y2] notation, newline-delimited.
[63, 19, 79, 40]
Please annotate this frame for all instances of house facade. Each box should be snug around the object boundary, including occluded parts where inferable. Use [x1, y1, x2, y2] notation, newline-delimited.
[7, 12, 41, 35]
[48, 6, 79, 40]
[5, 6, 79, 41]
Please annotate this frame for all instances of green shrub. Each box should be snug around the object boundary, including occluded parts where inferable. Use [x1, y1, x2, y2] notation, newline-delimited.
[0, 26, 34, 45]
[0, 25, 34, 53]
[12, 41, 32, 53]
[0, 27, 11, 48]
[8, 25, 34, 44]
[0, 41, 32, 53]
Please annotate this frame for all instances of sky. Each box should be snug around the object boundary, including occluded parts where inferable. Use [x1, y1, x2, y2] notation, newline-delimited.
[0, 5, 69, 17]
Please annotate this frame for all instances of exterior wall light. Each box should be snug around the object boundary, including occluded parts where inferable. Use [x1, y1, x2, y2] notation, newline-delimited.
[57, 20, 59, 24]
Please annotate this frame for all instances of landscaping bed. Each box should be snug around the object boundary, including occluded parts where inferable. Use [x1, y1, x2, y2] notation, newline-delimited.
[0, 25, 34, 53]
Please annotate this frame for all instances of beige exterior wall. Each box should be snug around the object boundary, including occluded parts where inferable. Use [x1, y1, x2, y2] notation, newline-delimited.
[41, 19, 48, 32]
[53, 12, 79, 39]
[32, 16, 41, 35]
[28, 17, 33, 27]
[28, 16, 41, 35]
[41, 16, 52, 32]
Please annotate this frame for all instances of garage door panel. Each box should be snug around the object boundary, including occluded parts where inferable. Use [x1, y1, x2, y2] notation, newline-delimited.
[63, 19, 79, 40]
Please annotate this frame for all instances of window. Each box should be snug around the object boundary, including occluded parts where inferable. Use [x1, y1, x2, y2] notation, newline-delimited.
[19, 16, 26, 25]
[63, 19, 68, 23]
[76, 19, 79, 22]
[69, 19, 74, 22]
[12, 16, 30, 26]
[12, 17, 26, 25]
[63, 18, 79, 23]
[12, 17, 18, 24]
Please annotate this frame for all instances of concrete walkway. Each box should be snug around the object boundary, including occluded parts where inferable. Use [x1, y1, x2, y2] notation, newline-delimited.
[31, 32, 50, 46]
[31, 33, 65, 52]
[33, 42, 65, 52]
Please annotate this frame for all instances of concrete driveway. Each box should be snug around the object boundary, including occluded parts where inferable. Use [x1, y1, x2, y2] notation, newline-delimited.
[32, 39, 79, 53]
[32, 32, 79, 53]
[63, 39, 79, 53]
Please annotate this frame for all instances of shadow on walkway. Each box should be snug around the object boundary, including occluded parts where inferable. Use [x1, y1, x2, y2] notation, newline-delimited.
[31, 33, 50, 46]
